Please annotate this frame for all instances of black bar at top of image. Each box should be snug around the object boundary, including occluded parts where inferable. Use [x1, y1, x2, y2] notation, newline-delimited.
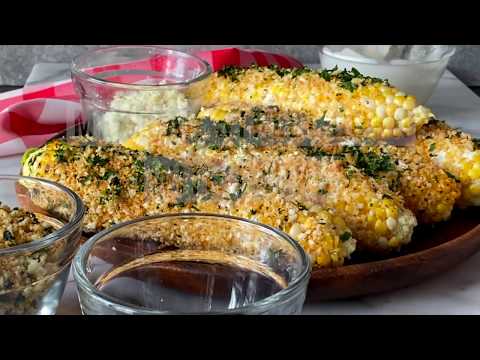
[2, 4, 479, 44]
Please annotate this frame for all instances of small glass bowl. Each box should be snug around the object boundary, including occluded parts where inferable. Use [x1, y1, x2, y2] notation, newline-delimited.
[319, 45, 456, 104]
[73, 213, 311, 315]
[71, 46, 212, 144]
[0, 175, 84, 315]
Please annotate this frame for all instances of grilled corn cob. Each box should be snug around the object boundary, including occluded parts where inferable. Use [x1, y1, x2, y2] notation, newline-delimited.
[203, 105, 461, 222]
[416, 119, 480, 206]
[125, 119, 417, 253]
[195, 65, 433, 139]
[127, 105, 460, 224]
[21, 137, 355, 267]
[336, 143, 461, 223]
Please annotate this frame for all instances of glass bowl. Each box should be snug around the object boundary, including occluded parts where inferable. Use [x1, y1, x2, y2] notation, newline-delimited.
[73, 213, 311, 315]
[0, 175, 84, 315]
[71, 46, 212, 144]
[319, 45, 456, 104]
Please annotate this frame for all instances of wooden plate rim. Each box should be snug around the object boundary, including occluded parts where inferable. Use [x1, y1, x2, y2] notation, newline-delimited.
[311, 220, 480, 278]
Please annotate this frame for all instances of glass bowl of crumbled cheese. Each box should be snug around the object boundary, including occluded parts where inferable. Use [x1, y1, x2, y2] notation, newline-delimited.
[319, 45, 456, 104]
[71, 46, 212, 144]
[0, 175, 84, 315]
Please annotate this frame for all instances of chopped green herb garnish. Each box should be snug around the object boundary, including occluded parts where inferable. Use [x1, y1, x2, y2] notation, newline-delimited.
[218, 65, 244, 82]
[78, 175, 93, 184]
[315, 113, 329, 128]
[229, 176, 246, 201]
[166, 116, 185, 137]
[339, 232, 352, 242]
[298, 139, 331, 159]
[87, 155, 109, 167]
[99, 170, 116, 181]
[3, 230, 14, 241]
[54, 144, 72, 163]
[210, 174, 225, 184]
[473, 138, 480, 150]
[429, 143, 436, 152]
[445, 171, 460, 183]
[21, 148, 39, 166]
[343, 146, 395, 177]
[294, 201, 308, 211]
[318, 188, 328, 195]
[168, 202, 185, 209]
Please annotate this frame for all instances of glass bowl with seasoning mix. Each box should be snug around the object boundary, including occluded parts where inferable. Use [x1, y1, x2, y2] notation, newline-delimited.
[71, 46, 212, 145]
[73, 213, 311, 315]
[0, 175, 84, 315]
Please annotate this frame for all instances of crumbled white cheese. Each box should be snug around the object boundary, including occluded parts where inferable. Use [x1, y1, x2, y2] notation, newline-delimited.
[95, 89, 194, 144]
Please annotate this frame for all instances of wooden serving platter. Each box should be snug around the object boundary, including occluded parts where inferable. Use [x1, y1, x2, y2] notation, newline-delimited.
[39, 127, 480, 301]
[307, 207, 480, 300]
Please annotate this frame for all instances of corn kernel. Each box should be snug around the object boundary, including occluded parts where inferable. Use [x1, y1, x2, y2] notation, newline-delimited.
[382, 129, 393, 138]
[405, 127, 416, 136]
[375, 207, 386, 219]
[394, 96, 404, 106]
[386, 217, 397, 231]
[386, 104, 396, 117]
[462, 162, 473, 172]
[400, 117, 412, 129]
[394, 108, 407, 121]
[403, 96, 416, 110]
[436, 203, 448, 215]
[393, 129, 403, 137]
[468, 182, 480, 195]
[376, 106, 386, 118]
[374, 220, 389, 235]
[371, 116, 382, 128]
[386, 207, 398, 218]
[375, 95, 385, 106]
[468, 164, 480, 179]
[385, 95, 394, 105]
[383, 117, 395, 129]
[354, 117, 364, 127]
[388, 237, 400, 248]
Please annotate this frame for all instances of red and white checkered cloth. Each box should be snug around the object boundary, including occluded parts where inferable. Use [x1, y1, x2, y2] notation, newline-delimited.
[0, 47, 302, 157]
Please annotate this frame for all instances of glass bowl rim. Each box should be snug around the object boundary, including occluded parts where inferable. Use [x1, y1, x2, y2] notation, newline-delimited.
[73, 212, 311, 315]
[319, 45, 457, 67]
[0, 175, 85, 256]
[71, 45, 212, 90]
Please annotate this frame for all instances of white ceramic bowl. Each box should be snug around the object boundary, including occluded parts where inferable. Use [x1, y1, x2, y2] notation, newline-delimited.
[319, 45, 456, 104]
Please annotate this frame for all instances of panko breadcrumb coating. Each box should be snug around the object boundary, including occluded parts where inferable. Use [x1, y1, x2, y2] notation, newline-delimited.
[22, 137, 355, 268]
[124, 114, 417, 253]
[193, 65, 433, 139]
[415, 119, 480, 207]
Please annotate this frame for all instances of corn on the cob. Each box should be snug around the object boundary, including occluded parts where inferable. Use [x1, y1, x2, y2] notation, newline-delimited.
[125, 119, 417, 253]
[126, 105, 460, 224]
[416, 119, 480, 206]
[203, 105, 461, 222]
[21, 137, 355, 267]
[336, 143, 461, 223]
[194, 65, 433, 139]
